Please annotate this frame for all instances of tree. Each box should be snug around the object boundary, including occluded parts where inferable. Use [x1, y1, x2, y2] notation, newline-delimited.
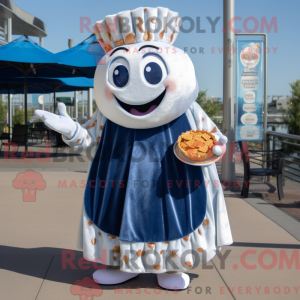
[195, 89, 223, 123]
[93, 99, 98, 113]
[12, 109, 33, 126]
[0, 100, 7, 120]
[12, 109, 24, 126]
[196, 89, 208, 106]
[0, 100, 8, 133]
[281, 80, 300, 155]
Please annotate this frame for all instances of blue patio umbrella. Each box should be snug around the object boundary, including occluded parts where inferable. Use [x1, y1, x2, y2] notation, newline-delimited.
[0, 77, 93, 94]
[0, 36, 96, 78]
[56, 34, 105, 67]
[0, 77, 93, 123]
[0, 36, 96, 128]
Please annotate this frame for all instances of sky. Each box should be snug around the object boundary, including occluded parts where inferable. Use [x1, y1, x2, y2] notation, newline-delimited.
[10, 0, 300, 99]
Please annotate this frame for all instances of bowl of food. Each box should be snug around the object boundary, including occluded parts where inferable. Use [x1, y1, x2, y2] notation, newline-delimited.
[174, 130, 223, 166]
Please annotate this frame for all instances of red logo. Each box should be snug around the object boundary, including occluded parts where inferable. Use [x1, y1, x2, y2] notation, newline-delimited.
[12, 170, 46, 202]
[70, 277, 103, 300]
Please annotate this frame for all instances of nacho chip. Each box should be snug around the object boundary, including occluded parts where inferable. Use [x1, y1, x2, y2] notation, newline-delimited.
[201, 133, 211, 141]
[181, 132, 193, 141]
[194, 136, 205, 142]
[197, 143, 208, 153]
[178, 129, 217, 162]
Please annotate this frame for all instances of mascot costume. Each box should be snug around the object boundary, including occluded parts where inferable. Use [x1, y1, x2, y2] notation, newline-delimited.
[35, 7, 233, 290]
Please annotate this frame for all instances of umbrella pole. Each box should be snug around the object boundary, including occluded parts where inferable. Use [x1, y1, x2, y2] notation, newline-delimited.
[24, 71, 28, 151]
[8, 89, 11, 139]
[24, 72, 28, 125]
[53, 88, 56, 114]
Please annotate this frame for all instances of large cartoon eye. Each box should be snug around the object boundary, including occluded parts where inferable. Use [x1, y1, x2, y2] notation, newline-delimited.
[142, 54, 167, 85]
[144, 62, 162, 84]
[113, 65, 128, 87]
[109, 58, 129, 88]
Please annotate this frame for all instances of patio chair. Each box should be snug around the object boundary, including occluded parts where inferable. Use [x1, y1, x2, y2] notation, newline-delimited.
[28, 122, 34, 142]
[52, 130, 69, 155]
[3, 125, 28, 152]
[238, 141, 286, 200]
[0, 132, 10, 151]
[32, 122, 51, 143]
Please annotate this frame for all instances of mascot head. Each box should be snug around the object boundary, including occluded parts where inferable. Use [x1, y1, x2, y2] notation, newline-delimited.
[93, 7, 198, 129]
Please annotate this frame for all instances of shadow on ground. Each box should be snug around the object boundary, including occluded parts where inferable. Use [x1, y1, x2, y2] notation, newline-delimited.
[0, 245, 199, 290]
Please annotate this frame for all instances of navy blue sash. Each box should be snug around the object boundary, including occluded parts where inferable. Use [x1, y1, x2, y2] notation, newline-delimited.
[84, 113, 207, 242]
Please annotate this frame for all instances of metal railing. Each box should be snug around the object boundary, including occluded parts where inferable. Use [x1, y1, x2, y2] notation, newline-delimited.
[267, 131, 300, 183]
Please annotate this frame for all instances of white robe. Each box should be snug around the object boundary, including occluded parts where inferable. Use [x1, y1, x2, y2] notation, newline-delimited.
[63, 101, 233, 273]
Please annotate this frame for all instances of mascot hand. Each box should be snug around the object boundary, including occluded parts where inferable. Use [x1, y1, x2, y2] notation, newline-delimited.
[218, 135, 228, 145]
[34, 103, 77, 139]
[213, 135, 228, 157]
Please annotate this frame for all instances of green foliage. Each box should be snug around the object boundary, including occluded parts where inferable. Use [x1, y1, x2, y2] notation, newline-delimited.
[280, 80, 300, 155]
[0, 100, 8, 133]
[281, 80, 300, 135]
[12, 109, 33, 126]
[195, 90, 223, 122]
[0, 101, 34, 133]
[195, 90, 208, 105]
[12, 109, 24, 126]
[28, 108, 35, 120]
[0, 100, 7, 121]
[93, 99, 98, 113]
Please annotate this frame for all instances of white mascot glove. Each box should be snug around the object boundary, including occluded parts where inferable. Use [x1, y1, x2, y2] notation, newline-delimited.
[34, 103, 77, 139]
[213, 135, 228, 156]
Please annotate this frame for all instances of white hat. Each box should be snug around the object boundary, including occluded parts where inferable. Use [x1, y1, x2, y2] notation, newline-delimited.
[93, 7, 182, 53]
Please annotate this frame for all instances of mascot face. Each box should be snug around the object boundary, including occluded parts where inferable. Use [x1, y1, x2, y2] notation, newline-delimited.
[94, 41, 198, 129]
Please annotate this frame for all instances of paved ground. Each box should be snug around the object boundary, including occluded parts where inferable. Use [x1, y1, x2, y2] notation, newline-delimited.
[1, 169, 300, 300]
[254, 188, 300, 222]
[0, 143, 90, 172]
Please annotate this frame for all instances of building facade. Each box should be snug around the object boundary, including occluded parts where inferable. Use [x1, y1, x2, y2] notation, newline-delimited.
[0, 0, 47, 46]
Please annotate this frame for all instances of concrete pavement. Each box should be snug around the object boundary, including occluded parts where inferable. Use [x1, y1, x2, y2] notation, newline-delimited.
[1, 171, 300, 299]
